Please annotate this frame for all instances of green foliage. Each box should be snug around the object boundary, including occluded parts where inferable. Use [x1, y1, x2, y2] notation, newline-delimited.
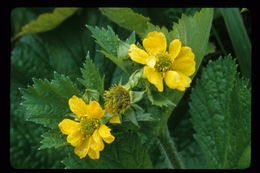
[238, 145, 251, 169]
[77, 52, 104, 95]
[220, 8, 251, 79]
[189, 55, 251, 168]
[87, 25, 135, 74]
[39, 129, 68, 150]
[124, 108, 139, 127]
[19, 8, 79, 35]
[99, 8, 150, 39]
[20, 72, 81, 129]
[11, 8, 110, 169]
[147, 87, 176, 107]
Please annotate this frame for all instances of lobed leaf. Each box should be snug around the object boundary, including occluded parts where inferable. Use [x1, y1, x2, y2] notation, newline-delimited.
[20, 72, 81, 129]
[39, 129, 68, 150]
[77, 52, 104, 95]
[87, 25, 134, 74]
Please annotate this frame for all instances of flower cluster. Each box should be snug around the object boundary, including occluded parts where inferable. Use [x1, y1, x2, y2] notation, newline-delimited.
[59, 31, 196, 160]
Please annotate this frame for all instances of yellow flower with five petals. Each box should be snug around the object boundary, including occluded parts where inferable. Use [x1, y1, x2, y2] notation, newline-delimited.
[128, 31, 196, 92]
[58, 95, 115, 159]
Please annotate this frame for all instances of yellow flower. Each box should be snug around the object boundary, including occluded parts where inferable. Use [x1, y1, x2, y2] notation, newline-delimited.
[128, 31, 196, 92]
[104, 84, 130, 124]
[58, 95, 115, 159]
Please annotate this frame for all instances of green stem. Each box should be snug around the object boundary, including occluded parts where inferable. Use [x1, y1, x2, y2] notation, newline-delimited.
[11, 32, 24, 44]
[158, 126, 185, 169]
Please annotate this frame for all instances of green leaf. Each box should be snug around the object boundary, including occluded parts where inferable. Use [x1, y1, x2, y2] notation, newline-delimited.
[39, 129, 68, 150]
[77, 52, 104, 95]
[11, 35, 53, 81]
[125, 31, 136, 44]
[117, 40, 130, 59]
[220, 8, 251, 79]
[237, 145, 251, 169]
[101, 112, 115, 124]
[147, 86, 176, 107]
[99, 8, 150, 38]
[19, 8, 79, 35]
[87, 25, 133, 74]
[20, 72, 81, 129]
[124, 108, 139, 127]
[99, 8, 174, 42]
[189, 55, 251, 168]
[130, 90, 145, 104]
[86, 25, 119, 57]
[135, 111, 158, 122]
[81, 88, 100, 104]
[124, 68, 144, 90]
[205, 42, 216, 55]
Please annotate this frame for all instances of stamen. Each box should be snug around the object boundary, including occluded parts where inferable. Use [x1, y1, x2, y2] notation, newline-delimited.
[80, 117, 101, 137]
[155, 54, 172, 73]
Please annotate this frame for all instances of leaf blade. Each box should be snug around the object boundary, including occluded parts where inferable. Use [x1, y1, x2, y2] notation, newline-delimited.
[20, 8, 79, 35]
[220, 8, 251, 79]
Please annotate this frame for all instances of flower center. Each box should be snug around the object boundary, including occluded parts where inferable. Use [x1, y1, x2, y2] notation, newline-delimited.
[155, 54, 172, 73]
[80, 117, 101, 137]
[104, 85, 130, 115]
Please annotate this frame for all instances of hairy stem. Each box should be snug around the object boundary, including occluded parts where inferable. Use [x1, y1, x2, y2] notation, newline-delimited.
[158, 126, 185, 169]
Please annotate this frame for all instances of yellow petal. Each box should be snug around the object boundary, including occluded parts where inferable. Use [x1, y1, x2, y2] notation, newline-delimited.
[98, 125, 115, 144]
[68, 95, 88, 117]
[109, 115, 121, 124]
[102, 135, 115, 144]
[177, 72, 192, 91]
[88, 148, 100, 160]
[172, 56, 196, 76]
[74, 138, 90, 159]
[67, 129, 83, 147]
[58, 119, 80, 135]
[144, 66, 163, 92]
[98, 124, 111, 137]
[143, 31, 167, 56]
[87, 101, 105, 119]
[90, 130, 104, 151]
[176, 46, 195, 60]
[145, 56, 157, 67]
[128, 44, 149, 65]
[169, 39, 182, 62]
[164, 71, 191, 91]
[164, 71, 180, 90]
